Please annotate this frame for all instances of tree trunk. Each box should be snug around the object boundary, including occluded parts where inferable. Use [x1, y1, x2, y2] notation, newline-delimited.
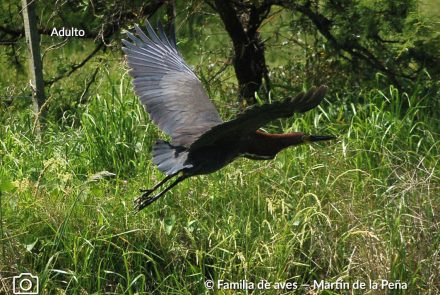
[213, 0, 269, 104]
[21, 0, 45, 132]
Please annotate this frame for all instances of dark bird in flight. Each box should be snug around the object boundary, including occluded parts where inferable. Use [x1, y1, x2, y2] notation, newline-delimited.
[122, 21, 335, 212]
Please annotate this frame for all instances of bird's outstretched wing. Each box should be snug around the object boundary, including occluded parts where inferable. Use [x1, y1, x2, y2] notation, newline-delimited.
[189, 86, 328, 150]
[122, 21, 223, 147]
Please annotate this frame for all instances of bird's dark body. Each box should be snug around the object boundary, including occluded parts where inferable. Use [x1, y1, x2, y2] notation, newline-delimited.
[122, 21, 335, 211]
[186, 131, 306, 175]
[168, 131, 307, 177]
[186, 142, 240, 176]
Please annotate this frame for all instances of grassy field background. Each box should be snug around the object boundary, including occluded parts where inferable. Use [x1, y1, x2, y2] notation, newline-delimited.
[1, 2, 440, 294]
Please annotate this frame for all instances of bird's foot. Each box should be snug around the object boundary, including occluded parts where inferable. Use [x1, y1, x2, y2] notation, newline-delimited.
[134, 189, 156, 213]
[134, 194, 157, 213]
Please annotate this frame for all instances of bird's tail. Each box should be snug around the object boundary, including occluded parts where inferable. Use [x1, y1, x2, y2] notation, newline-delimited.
[152, 140, 192, 175]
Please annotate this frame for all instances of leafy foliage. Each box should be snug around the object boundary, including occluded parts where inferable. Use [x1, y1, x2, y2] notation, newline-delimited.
[1, 68, 440, 293]
[1, 0, 440, 294]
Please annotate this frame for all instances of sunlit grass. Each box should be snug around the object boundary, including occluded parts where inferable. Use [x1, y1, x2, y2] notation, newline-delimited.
[1, 68, 439, 294]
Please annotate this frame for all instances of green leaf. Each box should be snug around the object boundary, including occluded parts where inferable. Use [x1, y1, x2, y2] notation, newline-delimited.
[164, 214, 176, 235]
[25, 239, 39, 252]
[0, 172, 14, 192]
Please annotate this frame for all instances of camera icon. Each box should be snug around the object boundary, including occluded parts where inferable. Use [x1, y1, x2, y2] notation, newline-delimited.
[12, 273, 39, 294]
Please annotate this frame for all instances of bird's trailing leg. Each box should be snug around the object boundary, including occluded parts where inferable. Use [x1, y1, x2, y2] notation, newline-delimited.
[134, 174, 187, 212]
[139, 173, 176, 195]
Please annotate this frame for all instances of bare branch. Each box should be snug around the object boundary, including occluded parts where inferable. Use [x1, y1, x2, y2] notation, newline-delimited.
[45, 42, 104, 86]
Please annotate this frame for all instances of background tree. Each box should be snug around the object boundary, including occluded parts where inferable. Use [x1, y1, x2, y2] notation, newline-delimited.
[1, 0, 439, 108]
[208, 0, 272, 104]
[205, 0, 439, 103]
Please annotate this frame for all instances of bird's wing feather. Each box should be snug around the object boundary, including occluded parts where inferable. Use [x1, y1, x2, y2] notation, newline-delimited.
[189, 85, 328, 150]
[122, 21, 223, 147]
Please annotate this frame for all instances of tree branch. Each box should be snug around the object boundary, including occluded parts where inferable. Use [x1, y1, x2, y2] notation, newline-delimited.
[0, 0, 165, 43]
[45, 42, 104, 86]
[272, 0, 404, 85]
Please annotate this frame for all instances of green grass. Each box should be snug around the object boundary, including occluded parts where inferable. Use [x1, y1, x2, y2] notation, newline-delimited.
[1, 68, 439, 294]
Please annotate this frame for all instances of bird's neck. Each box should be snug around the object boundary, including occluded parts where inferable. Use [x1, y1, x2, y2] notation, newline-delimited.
[242, 131, 305, 159]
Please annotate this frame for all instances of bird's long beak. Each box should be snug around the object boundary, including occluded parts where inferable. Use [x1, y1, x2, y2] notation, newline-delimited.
[303, 135, 336, 143]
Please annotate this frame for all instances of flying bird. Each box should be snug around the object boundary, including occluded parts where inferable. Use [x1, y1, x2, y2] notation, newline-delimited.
[122, 21, 335, 212]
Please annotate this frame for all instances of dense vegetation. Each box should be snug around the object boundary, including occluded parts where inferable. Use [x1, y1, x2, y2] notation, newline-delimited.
[1, 0, 439, 294]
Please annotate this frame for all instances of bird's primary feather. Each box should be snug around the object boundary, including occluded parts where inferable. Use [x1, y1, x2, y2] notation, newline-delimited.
[122, 21, 223, 147]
